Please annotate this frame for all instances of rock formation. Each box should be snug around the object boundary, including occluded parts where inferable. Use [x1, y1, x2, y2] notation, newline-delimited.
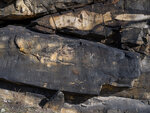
[0, 0, 150, 112]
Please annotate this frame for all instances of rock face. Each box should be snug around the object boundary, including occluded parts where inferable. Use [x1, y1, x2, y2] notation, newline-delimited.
[0, 0, 96, 20]
[0, 0, 150, 112]
[113, 72, 150, 100]
[0, 25, 141, 95]
[61, 96, 150, 113]
[30, 3, 150, 37]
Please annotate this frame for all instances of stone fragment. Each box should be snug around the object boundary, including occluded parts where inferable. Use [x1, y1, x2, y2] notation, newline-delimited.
[0, 25, 141, 95]
[43, 91, 64, 112]
[29, 8, 114, 38]
[115, 14, 150, 21]
[62, 96, 150, 113]
[113, 71, 150, 100]
[141, 56, 150, 73]
[121, 22, 150, 56]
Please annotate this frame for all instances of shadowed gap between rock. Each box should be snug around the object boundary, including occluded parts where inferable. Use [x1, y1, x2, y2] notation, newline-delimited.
[0, 79, 131, 105]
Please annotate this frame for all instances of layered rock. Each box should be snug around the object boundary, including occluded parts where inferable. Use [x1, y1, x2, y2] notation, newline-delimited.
[29, 2, 150, 50]
[121, 22, 150, 56]
[0, 0, 150, 112]
[61, 96, 150, 113]
[0, 0, 97, 20]
[0, 25, 141, 95]
[0, 87, 150, 113]
[1, 0, 150, 20]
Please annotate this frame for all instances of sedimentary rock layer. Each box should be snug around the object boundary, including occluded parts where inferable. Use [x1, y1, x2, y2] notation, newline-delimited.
[0, 0, 96, 20]
[29, 2, 150, 44]
[1, 0, 150, 20]
[121, 22, 150, 56]
[62, 96, 150, 113]
[0, 25, 141, 95]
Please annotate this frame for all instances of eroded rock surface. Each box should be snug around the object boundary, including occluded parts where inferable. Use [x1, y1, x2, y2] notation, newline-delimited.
[0, 0, 97, 20]
[29, 2, 150, 50]
[0, 0, 150, 112]
[0, 86, 150, 113]
[0, 25, 141, 95]
[61, 96, 150, 113]
[121, 22, 150, 56]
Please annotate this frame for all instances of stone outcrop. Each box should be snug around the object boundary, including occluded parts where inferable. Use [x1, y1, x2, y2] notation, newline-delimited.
[61, 96, 150, 113]
[0, 25, 141, 95]
[0, 0, 98, 20]
[0, 0, 150, 112]
[30, 3, 150, 36]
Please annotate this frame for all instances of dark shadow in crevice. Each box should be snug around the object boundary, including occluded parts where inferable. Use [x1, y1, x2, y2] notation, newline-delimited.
[100, 84, 129, 96]
[0, 0, 14, 9]
[0, 79, 95, 105]
[55, 27, 122, 49]
[0, 13, 48, 28]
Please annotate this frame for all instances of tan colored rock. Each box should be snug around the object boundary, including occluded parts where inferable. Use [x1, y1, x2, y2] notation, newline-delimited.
[115, 14, 150, 21]
[0, 88, 43, 107]
[49, 11, 112, 31]
[61, 108, 78, 113]
[15, 0, 32, 15]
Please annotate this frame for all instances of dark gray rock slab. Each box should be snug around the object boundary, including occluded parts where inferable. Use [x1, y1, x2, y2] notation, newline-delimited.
[0, 25, 141, 95]
[121, 22, 150, 56]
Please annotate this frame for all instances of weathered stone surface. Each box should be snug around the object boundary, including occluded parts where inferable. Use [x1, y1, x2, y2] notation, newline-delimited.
[29, 2, 150, 41]
[121, 22, 150, 56]
[0, 88, 44, 107]
[61, 96, 150, 113]
[124, 0, 150, 12]
[1, 0, 150, 20]
[0, 0, 150, 112]
[99, 56, 150, 100]
[0, 25, 141, 95]
[1, 86, 150, 113]
[43, 91, 64, 112]
[141, 56, 150, 72]
[113, 72, 150, 100]
[0, 0, 97, 20]
[29, 3, 116, 37]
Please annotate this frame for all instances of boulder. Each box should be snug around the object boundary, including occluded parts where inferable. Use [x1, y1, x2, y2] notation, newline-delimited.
[0, 25, 141, 95]
[61, 96, 150, 113]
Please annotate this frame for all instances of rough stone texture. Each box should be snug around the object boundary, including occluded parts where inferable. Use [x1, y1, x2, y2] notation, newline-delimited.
[0, 25, 141, 95]
[30, 2, 150, 35]
[0, 0, 150, 112]
[0, 0, 97, 20]
[61, 96, 150, 113]
[113, 72, 150, 100]
[1, 0, 150, 20]
[43, 91, 65, 112]
[0, 87, 150, 113]
[121, 22, 150, 56]
[29, 2, 150, 51]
